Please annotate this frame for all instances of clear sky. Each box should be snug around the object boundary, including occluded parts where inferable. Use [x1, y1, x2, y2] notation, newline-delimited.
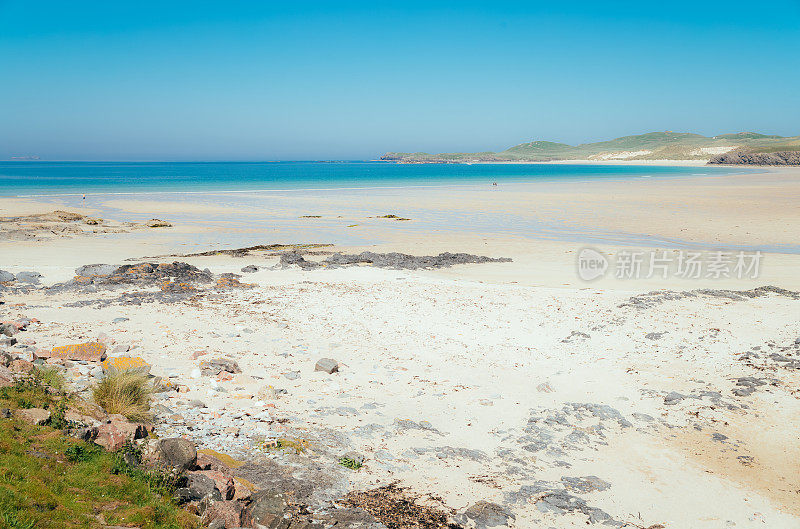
[2, 1, 799, 161]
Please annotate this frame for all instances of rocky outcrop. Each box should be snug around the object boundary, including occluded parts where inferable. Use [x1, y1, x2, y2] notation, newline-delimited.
[281, 251, 512, 270]
[708, 150, 800, 165]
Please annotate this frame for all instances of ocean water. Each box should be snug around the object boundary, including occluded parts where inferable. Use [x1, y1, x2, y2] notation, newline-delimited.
[0, 161, 747, 196]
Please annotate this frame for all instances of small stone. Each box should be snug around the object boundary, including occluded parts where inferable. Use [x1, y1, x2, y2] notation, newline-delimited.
[188, 399, 207, 409]
[146, 219, 172, 228]
[112, 317, 129, 323]
[283, 370, 301, 380]
[536, 382, 554, 393]
[314, 358, 339, 374]
[664, 391, 685, 405]
[241, 265, 259, 273]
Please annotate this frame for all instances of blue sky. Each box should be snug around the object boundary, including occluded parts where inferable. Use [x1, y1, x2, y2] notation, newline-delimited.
[2, 1, 799, 160]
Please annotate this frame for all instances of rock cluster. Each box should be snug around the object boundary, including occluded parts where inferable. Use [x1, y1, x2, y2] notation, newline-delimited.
[280, 251, 512, 270]
[708, 150, 800, 165]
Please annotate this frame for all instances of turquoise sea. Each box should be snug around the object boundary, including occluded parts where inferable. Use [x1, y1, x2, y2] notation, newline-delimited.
[0, 161, 748, 196]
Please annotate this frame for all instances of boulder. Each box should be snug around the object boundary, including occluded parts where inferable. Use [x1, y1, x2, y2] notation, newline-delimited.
[0, 323, 15, 337]
[203, 500, 244, 528]
[9, 359, 34, 374]
[15, 408, 51, 425]
[14, 271, 42, 284]
[241, 265, 259, 273]
[0, 351, 12, 367]
[314, 358, 339, 374]
[0, 366, 15, 387]
[179, 472, 221, 502]
[45, 342, 107, 362]
[101, 356, 150, 374]
[95, 417, 147, 451]
[152, 437, 197, 472]
[75, 264, 118, 277]
[0, 270, 14, 282]
[189, 470, 234, 500]
[240, 489, 290, 529]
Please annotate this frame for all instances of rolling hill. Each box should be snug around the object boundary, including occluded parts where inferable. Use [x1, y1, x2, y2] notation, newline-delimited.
[381, 131, 800, 163]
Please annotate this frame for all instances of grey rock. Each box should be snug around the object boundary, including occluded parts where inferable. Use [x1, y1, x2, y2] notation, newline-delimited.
[242, 489, 290, 529]
[0, 270, 14, 282]
[156, 437, 197, 472]
[283, 370, 301, 380]
[188, 399, 207, 409]
[14, 271, 42, 284]
[645, 332, 667, 340]
[314, 357, 339, 374]
[112, 317, 129, 323]
[75, 264, 118, 277]
[241, 265, 259, 273]
[664, 391, 685, 405]
[561, 475, 611, 493]
[281, 250, 512, 270]
[453, 501, 516, 528]
[202, 357, 241, 376]
[175, 473, 220, 502]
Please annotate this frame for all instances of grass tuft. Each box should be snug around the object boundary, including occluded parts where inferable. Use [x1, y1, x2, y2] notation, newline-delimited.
[338, 457, 363, 470]
[93, 370, 152, 422]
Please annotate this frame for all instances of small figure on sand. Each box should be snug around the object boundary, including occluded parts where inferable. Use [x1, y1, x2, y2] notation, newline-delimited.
[82, 194, 86, 200]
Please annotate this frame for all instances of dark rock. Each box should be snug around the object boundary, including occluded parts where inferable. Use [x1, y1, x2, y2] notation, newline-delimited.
[241, 265, 259, 273]
[0, 323, 14, 337]
[155, 437, 197, 472]
[175, 472, 222, 503]
[708, 150, 800, 166]
[241, 489, 290, 529]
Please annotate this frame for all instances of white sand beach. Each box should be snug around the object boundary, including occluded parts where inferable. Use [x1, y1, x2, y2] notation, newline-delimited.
[2, 167, 800, 528]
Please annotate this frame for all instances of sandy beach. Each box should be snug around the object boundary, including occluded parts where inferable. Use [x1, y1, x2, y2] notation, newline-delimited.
[2, 166, 800, 528]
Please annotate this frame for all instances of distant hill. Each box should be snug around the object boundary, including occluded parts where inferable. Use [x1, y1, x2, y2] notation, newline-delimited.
[381, 131, 800, 163]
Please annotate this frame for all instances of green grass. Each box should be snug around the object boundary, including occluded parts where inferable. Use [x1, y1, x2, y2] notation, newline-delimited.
[0, 421, 197, 529]
[92, 370, 152, 422]
[0, 366, 196, 529]
[338, 457, 363, 470]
